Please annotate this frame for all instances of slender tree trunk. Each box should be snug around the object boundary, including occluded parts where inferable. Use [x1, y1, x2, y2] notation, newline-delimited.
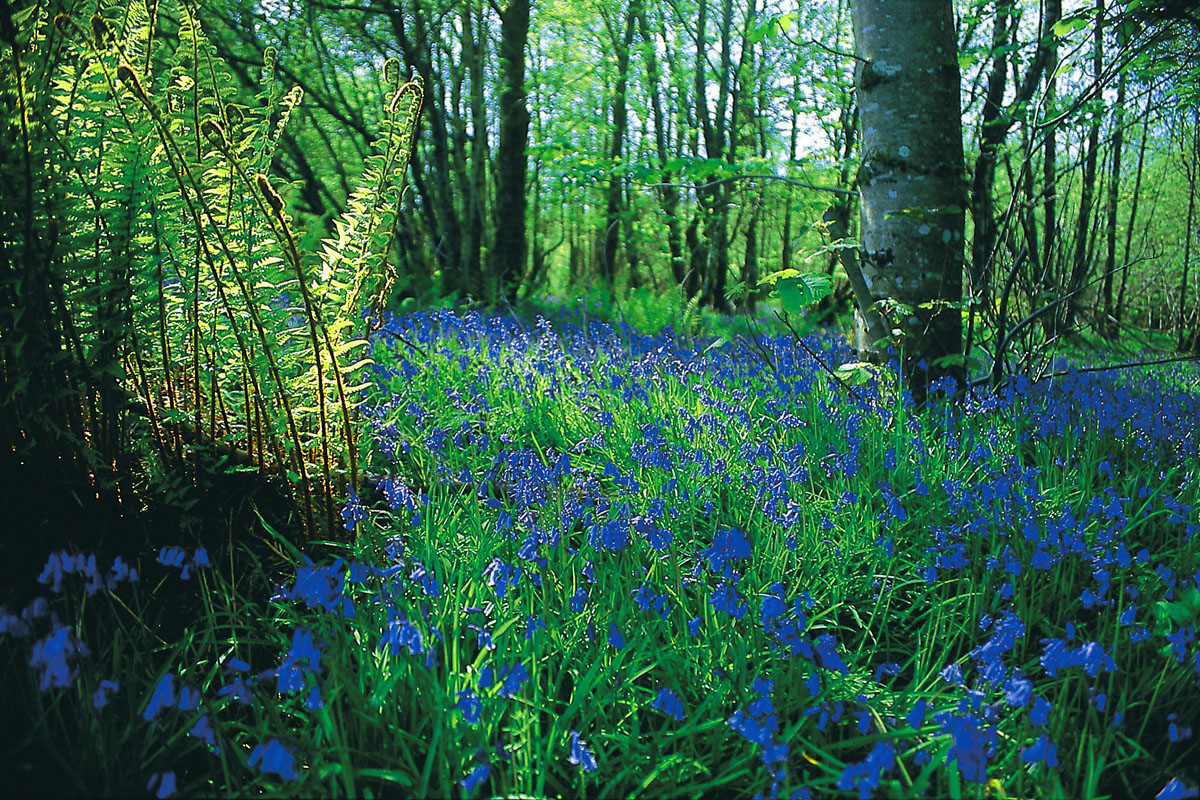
[1179, 111, 1198, 348]
[780, 76, 800, 278]
[1116, 90, 1153, 321]
[636, 1, 685, 294]
[853, 0, 967, 399]
[1064, 0, 1105, 332]
[393, 0, 462, 293]
[602, 1, 637, 290]
[968, 2, 1012, 314]
[492, 0, 530, 305]
[461, 2, 489, 301]
[1040, 24, 1060, 338]
[1100, 70, 1126, 338]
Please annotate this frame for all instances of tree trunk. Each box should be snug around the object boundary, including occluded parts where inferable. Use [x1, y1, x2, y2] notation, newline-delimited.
[636, 1, 686, 294]
[492, 0, 531, 306]
[853, 0, 967, 399]
[1064, 0, 1105, 332]
[1179, 111, 1198, 348]
[1040, 24, 1060, 339]
[392, 0, 462, 295]
[462, 2, 489, 301]
[1100, 69, 1126, 339]
[1116, 90, 1153, 321]
[601, 2, 637, 290]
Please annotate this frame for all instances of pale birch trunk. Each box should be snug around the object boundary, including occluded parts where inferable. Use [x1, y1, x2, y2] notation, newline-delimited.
[853, 0, 967, 398]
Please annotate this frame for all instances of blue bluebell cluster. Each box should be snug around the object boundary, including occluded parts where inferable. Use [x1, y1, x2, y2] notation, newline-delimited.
[2, 309, 1198, 798]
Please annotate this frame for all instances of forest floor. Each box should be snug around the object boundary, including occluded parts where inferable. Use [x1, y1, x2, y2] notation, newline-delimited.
[2, 308, 1199, 799]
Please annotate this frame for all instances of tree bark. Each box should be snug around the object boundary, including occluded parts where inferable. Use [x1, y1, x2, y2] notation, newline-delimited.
[636, 1, 686, 293]
[492, 0, 531, 306]
[853, 0, 967, 399]
[461, 2, 489, 300]
[1064, 0, 1105, 332]
[1116, 90, 1153, 321]
[1100, 69, 1126, 339]
[601, 1, 637, 289]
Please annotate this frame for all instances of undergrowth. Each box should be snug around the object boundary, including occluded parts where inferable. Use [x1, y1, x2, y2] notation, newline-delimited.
[3, 308, 1198, 799]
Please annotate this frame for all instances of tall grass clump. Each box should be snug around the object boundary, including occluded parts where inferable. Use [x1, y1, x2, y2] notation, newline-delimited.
[3, 308, 1197, 798]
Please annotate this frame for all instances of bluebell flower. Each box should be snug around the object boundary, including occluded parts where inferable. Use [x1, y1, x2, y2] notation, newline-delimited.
[1156, 778, 1199, 800]
[93, 679, 119, 710]
[499, 663, 530, 698]
[189, 714, 221, 753]
[81, 554, 105, 596]
[813, 634, 847, 674]
[525, 616, 547, 639]
[1030, 695, 1053, 727]
[218, 675, 253, 706]
[462, 763, 490, 793]
[29, 624, 90, 691]
[702, 527, 752, 576]
[907, 699, 928, 730]
[837, 741, 895, 799]
[0, 606, 31, 637]
[1021, 733, 1059, 767]
[939, 663, 964, 686]
[687, 617, 701, 636]
[874, 662, 901, 683]
[608, 622, 626, 649]
[728, 709, 778, 747]
[761, 584, 787, 629]
[748, 694, 775, 719]
[280, 627, 324, 692]
[248, 739, 300, 781]
[305, 686, 323, 710]
[761, 740, 789, 766]
[710, 582, 748, 619]
[1168, 713, 1193, 742]
[179, 684, 201, 711]
[1004, 673, 1033, 707]
[38, 552, 66, 593]
[456, 690, 482, 724]
[934, 712, 991, 783]
[147, 771, 177, 798]
[379, 617, 424, 657]
[21, 597, 49, 622]
[192, 547, 211, 570]
[157, 546, 189, 579]
[652, 687, 685, 721]
[569, 588, 588, 612]
[568, 730, 598, 771]
[1166, 626, 1196, 664]
[143, 673, 177, 721]
[288, 559, 355, 616]
[110, 555, 138, 586]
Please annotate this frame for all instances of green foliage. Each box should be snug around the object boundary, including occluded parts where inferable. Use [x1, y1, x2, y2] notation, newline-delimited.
[9, 0, 421, 535]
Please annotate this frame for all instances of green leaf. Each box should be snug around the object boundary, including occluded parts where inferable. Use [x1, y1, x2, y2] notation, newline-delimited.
[836, 361, 877, 386]
[703, 336, 730, 355]
[1051, 15, 1091, 37]
[777, 273, 833, 315]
